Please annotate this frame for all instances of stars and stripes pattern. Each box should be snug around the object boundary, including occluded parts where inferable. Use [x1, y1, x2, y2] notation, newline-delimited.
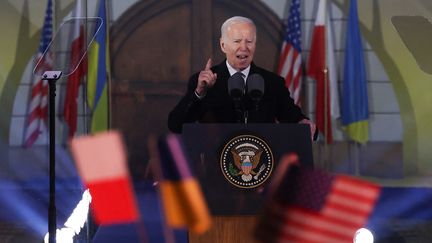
[23, 0, 53, 147]
[278, 0, 303, 105]
[256, 166, 380, 242]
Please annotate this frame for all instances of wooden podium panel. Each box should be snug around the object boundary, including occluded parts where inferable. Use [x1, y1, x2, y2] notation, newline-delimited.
[188, 216, 259, 243]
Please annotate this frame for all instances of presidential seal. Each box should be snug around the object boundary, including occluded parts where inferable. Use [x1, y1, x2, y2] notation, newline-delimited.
[220, 135, 274, 188]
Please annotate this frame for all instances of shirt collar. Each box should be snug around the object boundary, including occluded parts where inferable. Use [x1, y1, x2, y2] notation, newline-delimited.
[226, 60, 250, 81]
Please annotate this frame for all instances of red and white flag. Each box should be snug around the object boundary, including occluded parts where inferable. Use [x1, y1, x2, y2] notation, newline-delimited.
[307, 0, 340, 143]
[23, 0, 53, 148]
[70, 131, 140, 225]
[64, 0, 87, 139]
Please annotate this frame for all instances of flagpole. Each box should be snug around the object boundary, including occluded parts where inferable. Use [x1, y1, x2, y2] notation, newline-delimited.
[322, 0, 330, 171]
[321, 0, 329, 170]
[83, 1, 89, 136]
[354, 142, 360, 175]
[323, 68, 328, 144]
[106, 0, 112, 130]
[323, 67, 329, 170]
[147, 135, 175, 243]
[82, 3, 91, 242]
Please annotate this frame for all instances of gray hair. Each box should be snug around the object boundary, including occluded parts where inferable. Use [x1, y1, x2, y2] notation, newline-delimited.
[220, 16, 256, 40]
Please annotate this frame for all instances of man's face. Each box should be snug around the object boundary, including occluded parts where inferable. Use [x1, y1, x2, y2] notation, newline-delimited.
[220, 22, 256, 71]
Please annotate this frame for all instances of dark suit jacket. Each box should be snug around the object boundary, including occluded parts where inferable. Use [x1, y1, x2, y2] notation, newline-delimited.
[168, 60, 308, 133]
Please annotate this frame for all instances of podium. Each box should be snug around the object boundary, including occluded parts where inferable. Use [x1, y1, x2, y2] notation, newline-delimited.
[181, 123, 313, 243]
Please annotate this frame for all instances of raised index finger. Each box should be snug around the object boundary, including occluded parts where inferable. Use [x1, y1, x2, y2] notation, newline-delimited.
[204, 58, 212, 71]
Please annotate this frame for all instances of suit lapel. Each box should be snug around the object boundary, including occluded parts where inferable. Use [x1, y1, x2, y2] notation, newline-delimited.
[210, 61, 230, 100]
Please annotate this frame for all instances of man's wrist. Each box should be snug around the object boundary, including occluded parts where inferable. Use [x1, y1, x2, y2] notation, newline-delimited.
[194, 90, 206, 99]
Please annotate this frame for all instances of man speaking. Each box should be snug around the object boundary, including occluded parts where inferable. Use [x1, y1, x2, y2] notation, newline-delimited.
[168, 16, 316, 140]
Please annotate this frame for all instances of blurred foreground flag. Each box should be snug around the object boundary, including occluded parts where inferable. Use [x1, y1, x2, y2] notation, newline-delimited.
[155, 134, 211, 233]
[70, 131, 140, 225]
[256, 155, 381, 243]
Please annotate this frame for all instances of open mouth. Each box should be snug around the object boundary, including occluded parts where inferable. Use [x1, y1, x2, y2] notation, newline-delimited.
[237, 55, 248, 60]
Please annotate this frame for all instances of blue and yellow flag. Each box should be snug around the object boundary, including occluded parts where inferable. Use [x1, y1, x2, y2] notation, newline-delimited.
[87, 0, 110, 133]
[342, 0, 369, 144]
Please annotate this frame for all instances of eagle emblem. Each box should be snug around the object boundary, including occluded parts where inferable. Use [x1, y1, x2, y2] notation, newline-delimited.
[220, 135, 273, 188]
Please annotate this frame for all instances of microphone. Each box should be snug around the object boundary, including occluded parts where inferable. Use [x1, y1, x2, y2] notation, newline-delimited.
[246, 74, 264, 110]
[228, 72, 245, 123]
[228, 72, 245, 99]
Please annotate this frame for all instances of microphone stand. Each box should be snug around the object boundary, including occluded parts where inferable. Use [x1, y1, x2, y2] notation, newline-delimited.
[245, 74, 264, 124]
[242, 82, 247, 124]
[231, 89, 245, 123]
[233, 97, 244, 123]
[249, 93, 263, 123]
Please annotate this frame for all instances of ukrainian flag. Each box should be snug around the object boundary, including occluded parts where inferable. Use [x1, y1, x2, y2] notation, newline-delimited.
[87, 0, 109, 133]
[342, 0, 369, 144]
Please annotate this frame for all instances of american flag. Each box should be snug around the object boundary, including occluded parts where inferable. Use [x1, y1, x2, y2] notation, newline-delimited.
[256, 165, 380, 243]
[278, 0, 303, 105]
[23, 0, 53, 147]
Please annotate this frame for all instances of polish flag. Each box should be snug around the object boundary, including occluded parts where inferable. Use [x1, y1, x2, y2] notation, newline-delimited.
[70, 131, 140, 225]
[307, 0, 340, 143]
[64, 0, 87, 138]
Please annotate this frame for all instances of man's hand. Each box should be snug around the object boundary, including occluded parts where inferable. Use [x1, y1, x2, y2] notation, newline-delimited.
[196, 58, 217, 97]
[299, 119, 317, 141]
